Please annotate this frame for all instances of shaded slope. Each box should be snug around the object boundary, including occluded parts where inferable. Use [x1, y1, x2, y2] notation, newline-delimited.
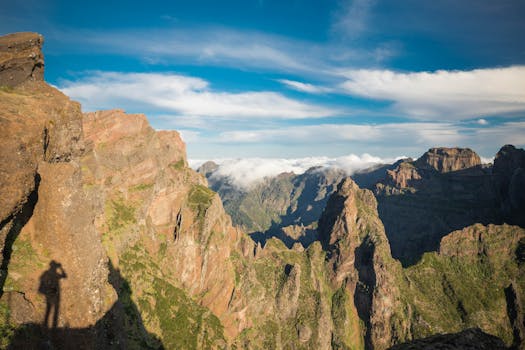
[201, 166, 346, 248]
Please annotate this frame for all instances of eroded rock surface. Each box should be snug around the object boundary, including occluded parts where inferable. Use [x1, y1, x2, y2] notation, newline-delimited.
[0, 32, 44, 87]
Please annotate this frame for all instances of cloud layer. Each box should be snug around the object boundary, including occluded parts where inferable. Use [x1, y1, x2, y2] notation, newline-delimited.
[190, 153, 398, 189]
[339, 66, 525, 119]
[59, 71, 337, 119]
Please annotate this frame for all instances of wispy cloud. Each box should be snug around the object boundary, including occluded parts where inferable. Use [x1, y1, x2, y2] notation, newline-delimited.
[338, 66, 525, 119]
[190, 153, 396, 189]
[217, 122, 463, 145]
[332, 0, 376, 40]
[211, 121, 525, 157]
[277, 79, 333, 94]
[53, 27, 394, 76]
[58, 71, 337, 119]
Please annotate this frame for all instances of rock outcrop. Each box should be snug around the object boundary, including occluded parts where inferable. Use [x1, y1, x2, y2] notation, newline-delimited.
[0, 32, 44, 87]
[318, 178, 410, 349]
[1, 32, 524, 350]
[494, 145, 525, 227]
[201, 165, 346, 248]
[415, 147, 481, 173]
[402, 223, 525, 348]
[373, 147, 504, 265]
[0, 32, 115, 347]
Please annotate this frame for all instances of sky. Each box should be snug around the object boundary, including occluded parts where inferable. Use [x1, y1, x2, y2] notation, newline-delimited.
[2, 0, 525, 162]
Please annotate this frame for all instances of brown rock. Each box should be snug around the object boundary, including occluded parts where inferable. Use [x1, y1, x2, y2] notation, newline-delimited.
[81, 109, 242, 338]
[318, 178, 410, 349]
[382, 160, 421, 190]
[0, 32, 44, 87]
[415, 147, 481, 173]
[276, 264, 301, 319]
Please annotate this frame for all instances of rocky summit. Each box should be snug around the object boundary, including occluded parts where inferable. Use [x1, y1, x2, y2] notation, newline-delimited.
[1, 32, 524, 350]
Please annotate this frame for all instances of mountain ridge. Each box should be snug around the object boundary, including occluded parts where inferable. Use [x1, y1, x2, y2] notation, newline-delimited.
[1, 32, 524, 350]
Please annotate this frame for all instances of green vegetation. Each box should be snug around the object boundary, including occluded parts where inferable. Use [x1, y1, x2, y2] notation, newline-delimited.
[169, 159, 185, 170]
[188, 184, 215, 225]
[120, 244, 226, 350]
[130, 183, 154, 192]
[0, 301, 14, 349]
[400, 225, 524, 345]
[0, 86, 14, 93]
[106, 197, 136, 232]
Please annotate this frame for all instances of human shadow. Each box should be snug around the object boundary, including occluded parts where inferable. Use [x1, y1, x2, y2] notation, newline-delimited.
[38, 260, 67, 329]
[7, 260, 164, 350]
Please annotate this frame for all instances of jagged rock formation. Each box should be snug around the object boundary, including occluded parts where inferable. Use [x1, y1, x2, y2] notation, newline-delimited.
[318, 178, 410, 349]
[199, 165, 346, 247]
[0, 32, 117, 348]
[1, 32, 523, 350]
[0, 32, 44, 87]
[494, 145, 525, 227]
[373, 146, 524, 266]
[401, 224, 525, 348]
[414, 147, 481, 173]
[0, 32, 241, 349]
[81, 108, 243, 342]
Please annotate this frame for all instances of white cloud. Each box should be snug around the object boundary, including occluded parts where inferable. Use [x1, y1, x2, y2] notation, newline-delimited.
[200, 121, 525, 161]
[54, 27, 395, 77]
[277, 79, 333, 94]
[217, 122, 463, 146]
[192, 153, 396, 189]
[338, 66, 525, 119]
[477, 118, 489, 125]
[480, 156, 494, 164]
[59, 71, 337, 119]
[332, 0, 376, 40]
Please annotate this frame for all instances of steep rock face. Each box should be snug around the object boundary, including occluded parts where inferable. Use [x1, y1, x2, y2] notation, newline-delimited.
[81, 109, 243, 343]
[374, 147, 500, 265]
[494, 145, 525, 227]
[381, 160, 421, 191]
[402, 224, 525, 348]
[0, 38, 83, 267]
[229, 238, 336, 350]
[415, 147, 481, 173]
[201, 165, 346, 248]
[318, 178, 410, 349]
[0, 33, 115, 347]
[0, 32, 44, 87]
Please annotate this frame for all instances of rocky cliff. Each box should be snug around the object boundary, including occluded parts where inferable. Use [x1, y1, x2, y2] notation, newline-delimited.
[401, 223, 525, 348]
[414, 147, 481, 173]
[0, 32, 243, 349]
[373, 146, 523, 266]
[1, 32, 522, 350]
[0, 32, 44, 88]
[200, 165, 346, 248]
[0, 32, 117, 348]
[318, 178, 410, 349]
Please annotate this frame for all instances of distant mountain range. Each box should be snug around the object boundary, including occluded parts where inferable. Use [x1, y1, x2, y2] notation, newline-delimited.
[199, 145, 525, 266]
[2, 32, 524, 349]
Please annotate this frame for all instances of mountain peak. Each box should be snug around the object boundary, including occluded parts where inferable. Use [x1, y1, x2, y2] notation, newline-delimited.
[415, 147, 481, 173]
[0, 32, 44, 87]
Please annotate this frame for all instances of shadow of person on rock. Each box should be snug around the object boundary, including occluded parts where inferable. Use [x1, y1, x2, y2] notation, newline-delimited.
[38, 260, 67, 328]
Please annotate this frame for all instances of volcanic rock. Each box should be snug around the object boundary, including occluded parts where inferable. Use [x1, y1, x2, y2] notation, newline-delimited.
[415, 147, 481, 173]
[0, 32, 44, 87]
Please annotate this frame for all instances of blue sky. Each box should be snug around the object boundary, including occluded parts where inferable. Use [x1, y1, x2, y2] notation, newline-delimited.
[2, 0, 525, 160]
